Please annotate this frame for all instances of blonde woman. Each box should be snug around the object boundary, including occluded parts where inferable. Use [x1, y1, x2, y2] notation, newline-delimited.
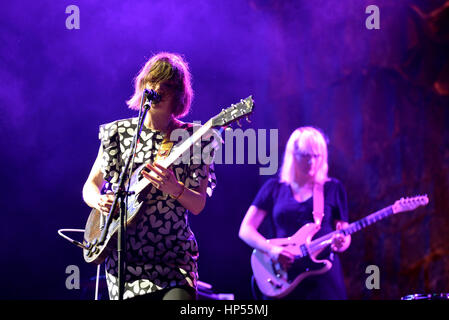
[239, 127, 351, 299]
[83, 52, 217, 300]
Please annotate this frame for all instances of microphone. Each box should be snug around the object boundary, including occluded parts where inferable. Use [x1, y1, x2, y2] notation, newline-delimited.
[144, 89, 162, 103]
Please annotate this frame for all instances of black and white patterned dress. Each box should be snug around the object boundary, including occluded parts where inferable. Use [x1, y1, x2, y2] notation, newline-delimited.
[98, 117, 217, 300]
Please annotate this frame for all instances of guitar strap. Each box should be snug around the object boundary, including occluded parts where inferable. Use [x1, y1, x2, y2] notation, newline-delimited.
[312, 182, 324, 228]
[154, 120, 186, 162]
[131, 119, 186, 195]
[150, 121, 186, 201]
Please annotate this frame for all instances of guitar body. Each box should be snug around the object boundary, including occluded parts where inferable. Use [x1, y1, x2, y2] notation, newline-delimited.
[251, 223, 332, 298]
[83, 163, 147, 264]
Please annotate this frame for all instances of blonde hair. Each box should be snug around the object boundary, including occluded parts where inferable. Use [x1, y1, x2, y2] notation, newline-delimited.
[126, 52, 193, 118]
[279, 127, 329, 184]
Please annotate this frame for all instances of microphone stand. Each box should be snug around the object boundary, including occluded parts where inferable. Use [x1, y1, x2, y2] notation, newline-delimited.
[109, 91, 153, 300]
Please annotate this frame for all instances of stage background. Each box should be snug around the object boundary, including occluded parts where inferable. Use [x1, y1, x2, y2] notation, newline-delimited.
[1, 0, 448, 299]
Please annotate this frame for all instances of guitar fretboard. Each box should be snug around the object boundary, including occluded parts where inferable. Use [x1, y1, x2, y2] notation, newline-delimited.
[308, 205, 394, 255]
[342, 206, 394, 236]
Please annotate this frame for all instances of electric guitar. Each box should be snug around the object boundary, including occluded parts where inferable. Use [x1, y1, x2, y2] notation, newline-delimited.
[83, 96, 254, 264]
[251, 195, 429, 298]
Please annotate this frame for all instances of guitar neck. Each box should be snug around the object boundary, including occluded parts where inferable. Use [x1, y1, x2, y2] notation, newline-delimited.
[132, 120, 213, 195]
[162, 120, 213, 167]
[342, 205, 394, 236]
[308, 205, 394, 254]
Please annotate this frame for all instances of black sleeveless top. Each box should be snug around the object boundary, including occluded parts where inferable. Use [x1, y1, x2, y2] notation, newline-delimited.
[252, 178, 348, 300]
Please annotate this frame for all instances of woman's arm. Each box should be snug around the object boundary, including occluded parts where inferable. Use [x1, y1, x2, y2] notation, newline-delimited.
[239, 205, 272, 252]
[82, 145, 115, 215]
[142, 163, 209, 215]
[176, 165, 209, 215]
[239, 205, 294, 269]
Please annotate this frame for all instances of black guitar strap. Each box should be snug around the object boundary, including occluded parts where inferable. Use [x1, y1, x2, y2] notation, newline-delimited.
[154, 120, 186, 162]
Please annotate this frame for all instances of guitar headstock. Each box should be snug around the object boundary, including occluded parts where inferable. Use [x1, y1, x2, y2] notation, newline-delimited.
[392, 195, 429, 214]
[210, 96, 254, 128]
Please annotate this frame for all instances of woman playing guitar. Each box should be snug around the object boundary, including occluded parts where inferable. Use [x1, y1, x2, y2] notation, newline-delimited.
[82, 52, 217, 300]
[239, 127, 351, 299]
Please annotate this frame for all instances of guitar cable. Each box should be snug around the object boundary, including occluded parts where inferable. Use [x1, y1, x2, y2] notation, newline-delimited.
[57, 228, 87, 250]
[57, 228, 102, 300]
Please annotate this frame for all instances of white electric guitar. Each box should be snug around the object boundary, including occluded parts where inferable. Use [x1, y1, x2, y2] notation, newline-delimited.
[251, 195, 429, 298]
